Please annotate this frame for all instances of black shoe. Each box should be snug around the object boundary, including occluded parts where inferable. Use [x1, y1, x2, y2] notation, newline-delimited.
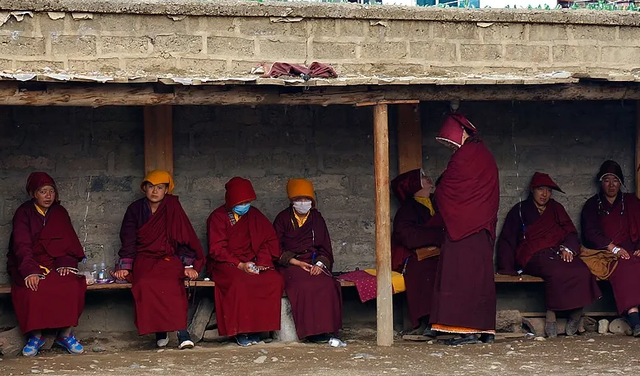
[445, 334, 480, 346]
[422, 328, 439, 338]
[566, 319, 579, 336]
[308, 333, 331, 343]
[545, 321, 558, 338]
[479, 333, 495, 343]
[633, 324, 640, 338]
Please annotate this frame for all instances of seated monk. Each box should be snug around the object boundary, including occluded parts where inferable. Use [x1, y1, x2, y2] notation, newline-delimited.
[113, 170, 204, 349]
[207, 177, 285, 346]
[581, 160, 640, 337]
[497, 172, 601, 338]
[273, 179, 342, 343]
[390, 169, 444, 336]
[8, 172, 86, 356]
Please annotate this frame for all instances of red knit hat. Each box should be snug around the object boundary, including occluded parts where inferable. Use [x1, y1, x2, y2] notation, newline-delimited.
[26, 172, 59, 200]
[225, 177, 257, 208]
[436, 113, 477, 149]
[391, 169, 424, 202]
[530, 172, 564, 193]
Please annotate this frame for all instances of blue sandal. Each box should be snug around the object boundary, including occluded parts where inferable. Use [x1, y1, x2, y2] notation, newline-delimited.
[55, 333, 84, 354]
[22, 335, 45, 357]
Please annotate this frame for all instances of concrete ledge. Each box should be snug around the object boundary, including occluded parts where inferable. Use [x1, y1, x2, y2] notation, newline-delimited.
[1, 1, 640, 26]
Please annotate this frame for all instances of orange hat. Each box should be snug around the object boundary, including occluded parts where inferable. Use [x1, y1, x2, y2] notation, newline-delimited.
[287, 179, 315, 203]
[140, 170, 174, 194]
[225, 177, 257, 208]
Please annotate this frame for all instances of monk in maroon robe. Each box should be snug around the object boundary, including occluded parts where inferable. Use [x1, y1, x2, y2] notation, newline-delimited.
[207, 177, 284, 346]
[430, 113, 499, 345]
[273, 179, 342, 342]
[391, 169, 444, 334]
[581, 160, 640, 337]
[498, 172, 601, 338]
[113, 170, 204, 349]
[8, 172, 86, 356]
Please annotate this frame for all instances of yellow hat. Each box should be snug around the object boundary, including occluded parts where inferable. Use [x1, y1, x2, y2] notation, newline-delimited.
[287, 178, 315, 203]
[141, 170, 174, 194]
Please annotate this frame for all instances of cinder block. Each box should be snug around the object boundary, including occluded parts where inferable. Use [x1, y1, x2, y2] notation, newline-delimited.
[0, 36, 45, 56]
[14, 60, 65, 71]
[308, 19, 338, 37]
[52, 35, 96, 57]
[601, 46, 640, 65]
[69, 14, 141, 34]
[101, 36, 150, 55]
[529, 24, 569, 41]
[136, 15, 188, 35]
[312, 41, 356, 60]
[482, 23, 525, 42]
[124, 57, 178, 73]
[178, 58, 226, 75]
[153, 35, 203, 55]
[238, 18, 288, 36]
[337, 19, 368, 38]
[433, 22, 479, 40]
[410, 41, 455, 61]
[505, 44, 550, 63]
[570, 25, 616, 42]
[207, 36, 254, 57]
[0, 14, 37, 34]
[460, 43, 502, 61]
[553, 45, 599, 64]
[360, 41, 407, 59]
[68, 58, 120, 73]
[257, 39, 306, 60]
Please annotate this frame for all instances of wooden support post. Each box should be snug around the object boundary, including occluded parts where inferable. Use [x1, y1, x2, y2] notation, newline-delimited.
[637, 101, 640, 199]
[143, 105, 174, 175]
[374, 103, 393, 346]
[397, 103, 423, 174]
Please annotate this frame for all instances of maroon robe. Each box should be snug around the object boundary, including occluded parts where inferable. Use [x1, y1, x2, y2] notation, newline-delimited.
[117, 195, 205, 335]
[392, 197, 444, 328]
[273, 207, 342, 338]
[8, 201, 86, 334]
[430, 137, 499, 331]
[207, 206, 284, 337]
[582, 192, 640, 314]
[498, 198, 601, 311]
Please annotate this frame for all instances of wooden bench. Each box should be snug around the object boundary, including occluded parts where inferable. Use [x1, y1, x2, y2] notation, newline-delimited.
[0, 274, 536, 295]
[0, 280, 357, 295]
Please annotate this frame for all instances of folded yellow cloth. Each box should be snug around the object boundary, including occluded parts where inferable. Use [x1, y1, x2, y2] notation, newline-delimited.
[363, 269, 406, 293]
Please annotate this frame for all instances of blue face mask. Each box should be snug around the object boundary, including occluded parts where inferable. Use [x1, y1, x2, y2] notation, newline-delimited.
[232, 203, 251, 216]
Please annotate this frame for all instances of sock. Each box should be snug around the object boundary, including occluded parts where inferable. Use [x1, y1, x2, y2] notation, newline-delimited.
[546, 310, 557, 323]
[628, 312, 640, 328]
[569, 308, 583, 322]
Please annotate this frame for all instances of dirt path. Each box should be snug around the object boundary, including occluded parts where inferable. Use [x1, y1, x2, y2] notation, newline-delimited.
[2, 330, 640, 376]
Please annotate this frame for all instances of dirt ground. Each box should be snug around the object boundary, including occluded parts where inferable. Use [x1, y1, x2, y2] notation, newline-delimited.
[2, 329, 640, 376]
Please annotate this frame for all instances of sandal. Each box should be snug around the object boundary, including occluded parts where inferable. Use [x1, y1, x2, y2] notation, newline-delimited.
[22, 335, 45, 357]
[55, 333, 84, 354]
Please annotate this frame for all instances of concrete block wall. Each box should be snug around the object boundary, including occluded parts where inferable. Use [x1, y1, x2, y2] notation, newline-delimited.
[1, 7, 639, 78]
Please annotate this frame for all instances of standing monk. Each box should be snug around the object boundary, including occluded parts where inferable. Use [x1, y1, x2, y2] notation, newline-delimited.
[113, 170, 204, 349]
[8, 172, 86, 356]
[581, 160, 640, 337]
[273, 179, 342, 343]
[207, 177, 284, 346]
[391, 169, 444, 335]
[429, 113, 500, 345]
[497, 172, 601, 338]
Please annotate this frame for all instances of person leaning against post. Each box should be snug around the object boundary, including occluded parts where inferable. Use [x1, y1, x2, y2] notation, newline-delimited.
[8, 172, 87, 357]
[112, 170, 205, 349]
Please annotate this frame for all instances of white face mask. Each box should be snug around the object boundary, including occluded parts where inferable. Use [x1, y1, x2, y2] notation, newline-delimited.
[293, 201, 312, 214]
